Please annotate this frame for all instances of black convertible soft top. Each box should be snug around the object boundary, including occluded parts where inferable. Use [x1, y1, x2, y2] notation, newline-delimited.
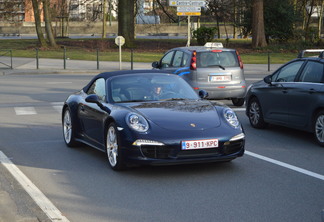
[82, 69, 171, 92]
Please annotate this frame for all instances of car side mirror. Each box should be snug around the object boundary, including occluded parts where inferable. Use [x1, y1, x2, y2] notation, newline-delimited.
[199, 90, 209, 99]
[85, 94, 111, 113]
[85, 94, 100, 104]
[264, 75, 272, 84]
[152, 61, 160, 69]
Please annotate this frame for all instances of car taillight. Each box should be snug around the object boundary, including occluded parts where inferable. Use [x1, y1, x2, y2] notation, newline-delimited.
[190, 51, 197, 70]
[212, 50, 222, 52]
[236, 50, 244, 69]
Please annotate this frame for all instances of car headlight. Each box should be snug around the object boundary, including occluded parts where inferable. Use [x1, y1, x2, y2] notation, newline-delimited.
[223, 108, 240, 128]
[126, 113, 149, 132]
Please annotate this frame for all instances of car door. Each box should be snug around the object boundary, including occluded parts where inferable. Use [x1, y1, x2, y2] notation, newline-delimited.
[158, 50, 188, 74]
[261, 60, 305, 124]
[79, 78, 108, 147]
[286, 60, 324, 128]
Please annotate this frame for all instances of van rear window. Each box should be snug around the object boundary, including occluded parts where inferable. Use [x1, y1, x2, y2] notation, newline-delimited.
[197, 51, 239, 68]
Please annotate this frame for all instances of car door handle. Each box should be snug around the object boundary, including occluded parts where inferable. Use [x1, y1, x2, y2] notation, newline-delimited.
[309, 88, 316, 94]
[80, 105, 85, 111]
[282, 90, 288, 94]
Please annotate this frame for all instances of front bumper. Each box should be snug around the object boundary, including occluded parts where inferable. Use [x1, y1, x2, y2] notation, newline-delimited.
[121, 138, 245, 166]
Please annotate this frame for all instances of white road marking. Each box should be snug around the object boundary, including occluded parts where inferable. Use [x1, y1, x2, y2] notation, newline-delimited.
[51, 102, 63, 114]
[245, 151, 324, 181]
[0, 151, 70, 222]
[46, 82, 72, 84]
[14, 107, 36, 115]
[232, 108, 246, 112]
[245, 78, 262, 81]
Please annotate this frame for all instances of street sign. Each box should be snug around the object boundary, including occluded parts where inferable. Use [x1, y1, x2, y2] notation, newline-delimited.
[169, 0, 206, 7]
[115, 36, 125, 70]
[177, 12, 201, 16]
[115, 36, 125, 46]
[177, 6, 201, 12]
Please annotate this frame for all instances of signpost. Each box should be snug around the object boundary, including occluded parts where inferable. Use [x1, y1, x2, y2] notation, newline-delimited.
[169, 0, 205, 47]
[115, 36, 125, 70]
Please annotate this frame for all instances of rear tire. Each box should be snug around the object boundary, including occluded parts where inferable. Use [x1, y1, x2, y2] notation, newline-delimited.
[232, 98, 245, 106]
[247, 97, 267, 129]
[314, 111, 324, 147]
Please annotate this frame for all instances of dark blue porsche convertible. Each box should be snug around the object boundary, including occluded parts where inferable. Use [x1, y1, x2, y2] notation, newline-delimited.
[62, 70, 245, 170]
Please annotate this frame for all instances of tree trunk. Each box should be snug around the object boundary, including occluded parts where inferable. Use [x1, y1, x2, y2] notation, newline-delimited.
[233, 0, 236, 39]
[118, 0, 135, 48]
[251, 0, 267, 48]
[318, 0, 324, 39]
[31, 0, 47, 47]
[42, 0, 57, 48]
[102, 0, 107, 38]
[305, 0, 315, 41]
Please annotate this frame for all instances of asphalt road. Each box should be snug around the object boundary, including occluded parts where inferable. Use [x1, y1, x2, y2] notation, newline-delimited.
[0, 73, 323, 222]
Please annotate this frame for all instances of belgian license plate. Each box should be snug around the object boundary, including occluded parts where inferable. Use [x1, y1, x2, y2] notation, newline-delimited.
[210, 75, 231, 82]
[181, 139, 219, 150]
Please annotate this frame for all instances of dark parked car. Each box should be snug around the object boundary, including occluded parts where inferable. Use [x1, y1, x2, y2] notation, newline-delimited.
[62, 70, 245, 170]
[245, 49, 324, 146]
[152, 42, 247, 106]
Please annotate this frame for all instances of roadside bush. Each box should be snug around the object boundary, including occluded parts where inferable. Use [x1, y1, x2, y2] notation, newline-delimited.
[192, 26, 217, 45]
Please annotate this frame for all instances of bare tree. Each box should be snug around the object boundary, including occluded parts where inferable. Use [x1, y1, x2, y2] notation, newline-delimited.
[31, 0, 48, 47]
[118, 0, 135, 47]
[251, 0, 267, 47]
[42, 0, 57, 47]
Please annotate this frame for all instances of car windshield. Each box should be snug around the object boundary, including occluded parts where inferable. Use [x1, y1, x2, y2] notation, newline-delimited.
[197, 51, 239, 68]
[109, 73, 200, 103]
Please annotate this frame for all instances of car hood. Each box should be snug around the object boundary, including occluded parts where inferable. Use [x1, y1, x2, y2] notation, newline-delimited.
[127, 100, 222, 131]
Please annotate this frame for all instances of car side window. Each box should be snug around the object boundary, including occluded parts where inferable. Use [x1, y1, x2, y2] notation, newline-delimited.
[87, 78, 106, 101]
[298, 61, 324, 83]
[172, 51, 184, 67]
[182, 52, 190, 67]
[273, 61, 304, 82]
[161, 51, 174, 68]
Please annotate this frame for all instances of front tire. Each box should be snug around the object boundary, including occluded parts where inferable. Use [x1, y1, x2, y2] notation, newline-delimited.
[232, 98, 245, 106]
[314, 111, 324, 147]
[106, 123, 125, 170]
[247, 97, 267, 129]
[62, 107, 78, 147]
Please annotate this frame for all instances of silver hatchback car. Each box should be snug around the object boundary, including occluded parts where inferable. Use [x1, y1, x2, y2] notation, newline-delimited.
[152, 42, 247, 106]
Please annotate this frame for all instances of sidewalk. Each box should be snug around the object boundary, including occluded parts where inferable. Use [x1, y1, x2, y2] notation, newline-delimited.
[0, 57, 282, 75]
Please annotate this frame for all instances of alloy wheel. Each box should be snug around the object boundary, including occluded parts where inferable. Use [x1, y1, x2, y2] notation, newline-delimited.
[249, 101, 260, 126]
[106, 125, 118, 167]
[63, 109, 72, 144]
[315, 114, 324, 143]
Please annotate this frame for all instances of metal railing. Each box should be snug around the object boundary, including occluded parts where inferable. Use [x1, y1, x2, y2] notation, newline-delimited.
[0, 50, 13, 69]
[35, 48, 135, 70]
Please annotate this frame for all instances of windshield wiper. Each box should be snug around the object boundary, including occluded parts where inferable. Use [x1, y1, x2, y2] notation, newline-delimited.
[208, 65, 225, 70]
[123, 100, 145, 103]
[159, 98, 187, 101]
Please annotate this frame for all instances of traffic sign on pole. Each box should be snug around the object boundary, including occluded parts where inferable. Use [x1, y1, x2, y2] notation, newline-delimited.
[177, 6, 201, 12]
[169, 0, 206, 7]
[177, 12, 201, 16]
[115, 36, 125, 70]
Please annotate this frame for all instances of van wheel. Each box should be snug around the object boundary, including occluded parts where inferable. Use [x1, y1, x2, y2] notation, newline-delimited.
[314, 111, 324, 147]
[232, 98, 245, 106]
